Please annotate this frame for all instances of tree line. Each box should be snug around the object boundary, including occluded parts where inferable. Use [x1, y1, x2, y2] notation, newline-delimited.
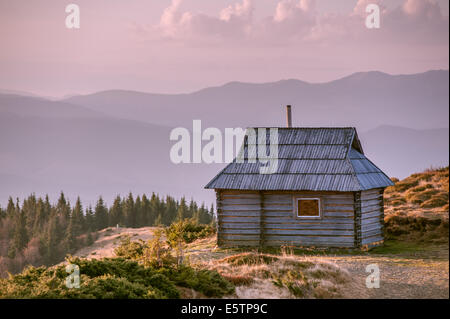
[0, 192, 214, 276]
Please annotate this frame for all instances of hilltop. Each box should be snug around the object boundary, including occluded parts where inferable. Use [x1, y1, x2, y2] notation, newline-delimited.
[383, 167, 449, 243]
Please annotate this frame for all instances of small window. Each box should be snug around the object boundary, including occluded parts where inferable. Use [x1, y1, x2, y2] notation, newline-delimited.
[296, 198, 320, 218]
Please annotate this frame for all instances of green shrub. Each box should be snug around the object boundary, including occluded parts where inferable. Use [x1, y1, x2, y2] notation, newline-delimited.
[114, 236, 145, 260]
[165, 219, 215, 247]
[0, 257, 179, 299]
[156, 265, 234, 297]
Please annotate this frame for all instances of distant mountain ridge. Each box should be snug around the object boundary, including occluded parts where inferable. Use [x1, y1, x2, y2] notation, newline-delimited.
[63, 69, 449, 131]
[0, 70, 448, 206]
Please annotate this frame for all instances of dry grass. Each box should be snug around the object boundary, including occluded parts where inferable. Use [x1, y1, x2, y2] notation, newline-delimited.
[198, 252, 351, 299]
[73, 226, 161, 259]
[385, 166, 448, 218]
[384, 166, 449, 244]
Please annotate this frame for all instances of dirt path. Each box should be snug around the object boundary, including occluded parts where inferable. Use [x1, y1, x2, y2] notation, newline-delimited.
[74, 227, 158, 259]
[188, 239, 449, 299]
[308, 254, 449, 299]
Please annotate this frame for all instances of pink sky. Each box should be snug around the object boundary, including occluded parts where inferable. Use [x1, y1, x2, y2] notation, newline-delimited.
[0, 0, 448, 97]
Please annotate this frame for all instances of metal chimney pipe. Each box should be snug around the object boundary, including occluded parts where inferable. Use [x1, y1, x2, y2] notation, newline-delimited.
[286, 105, 292, 128]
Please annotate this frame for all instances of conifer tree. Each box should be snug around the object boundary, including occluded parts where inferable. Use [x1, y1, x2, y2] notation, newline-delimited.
[6, 197, 15, 218]
[41, 217, 60, 265]
[94, 196, 108, 231]
[123, 193, 135, 227]
[63, 218, 76, 253]
[109, 195, 123, 227]
[71, 197, 85, 236]
[135, 195, 142, 227]
[176, 197, 188, 222]
[85, 206, 95, 231]
[141, 194, 151, 226]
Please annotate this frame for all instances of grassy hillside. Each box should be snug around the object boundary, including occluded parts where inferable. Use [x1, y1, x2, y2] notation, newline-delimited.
[1, 168, 448, 299]
[384, 166, 449, 243]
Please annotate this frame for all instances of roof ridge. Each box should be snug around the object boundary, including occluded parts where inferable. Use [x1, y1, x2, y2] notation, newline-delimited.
[247, 127, 357, 129]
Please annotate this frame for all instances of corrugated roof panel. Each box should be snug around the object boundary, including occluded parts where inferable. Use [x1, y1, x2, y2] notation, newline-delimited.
[205, 127, 393, 191]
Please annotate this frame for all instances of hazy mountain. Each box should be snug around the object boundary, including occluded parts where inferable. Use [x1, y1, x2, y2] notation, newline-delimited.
[360, 125, 449, 179]
[0, 94, 104, 119]
[1, 70, 448, 207]
[65, 70, 449, 131]
[0, 110, 225, 207]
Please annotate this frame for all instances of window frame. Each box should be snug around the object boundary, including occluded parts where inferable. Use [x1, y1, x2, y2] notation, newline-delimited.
[293, 197, 322, 219]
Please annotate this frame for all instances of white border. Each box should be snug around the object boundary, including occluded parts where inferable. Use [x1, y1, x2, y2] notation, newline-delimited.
[294, 197, 321, 219]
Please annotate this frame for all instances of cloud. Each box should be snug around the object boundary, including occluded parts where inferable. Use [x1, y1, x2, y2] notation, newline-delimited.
[136, 0, 448, 47]
[150, 0, 253, 43]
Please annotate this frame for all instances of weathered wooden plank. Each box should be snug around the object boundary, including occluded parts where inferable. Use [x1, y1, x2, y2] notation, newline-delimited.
[361, 210, 382, 220]
[361, 216, 380, 225]
[324, 199, 354, 205]
[361, 229, 382, 239]
[221, 223, 260, 229]
[221, 216, 260, 223]
[221, 228, 260, 234]
[263, 223, 354, 230]
[263, 217, 354, 224]
[263, 211, 292, 217]
[264, 240, 355, 248]
[221, 211, 261, 217]
[323, 206, 353, 214]
[260, 205, 293, 211]
[323, 211, 354, 218]
[221, 198, 260, 205]
[264, 229, 354, 236]
[221, 234, 261, 240]
[264, 195, 292, 203]
[361, 223, 382, 233]
[361, 199, 382, 208]
[361, 204, 382, 214]
[360, 192, 382, 201]
[221, 193, 260, 199]
[221, 205, 261, 211]
[361, 189, 382, 197]
[264, 235, 354, 243]
[362, 235, 383, 245]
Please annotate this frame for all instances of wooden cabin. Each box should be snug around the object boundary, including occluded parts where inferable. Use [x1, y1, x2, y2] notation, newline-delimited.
[205, 114, 393, 249]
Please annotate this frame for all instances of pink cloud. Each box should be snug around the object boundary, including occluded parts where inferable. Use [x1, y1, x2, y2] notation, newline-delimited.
[141, 0, 448, 47]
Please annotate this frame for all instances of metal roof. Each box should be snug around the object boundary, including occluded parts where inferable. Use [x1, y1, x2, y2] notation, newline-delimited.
[205, 127, 394, 191]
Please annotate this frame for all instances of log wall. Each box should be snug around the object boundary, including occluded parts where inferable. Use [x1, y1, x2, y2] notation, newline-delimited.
[359, 188, 385, 247]
[217, 190, 357, 248]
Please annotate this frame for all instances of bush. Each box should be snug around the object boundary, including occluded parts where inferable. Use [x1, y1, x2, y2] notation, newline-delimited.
[165, 219, 215, 248]
[0, 257, 182, 299]
[114, 236, 145, 260]
[157, 265, 234, 297]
